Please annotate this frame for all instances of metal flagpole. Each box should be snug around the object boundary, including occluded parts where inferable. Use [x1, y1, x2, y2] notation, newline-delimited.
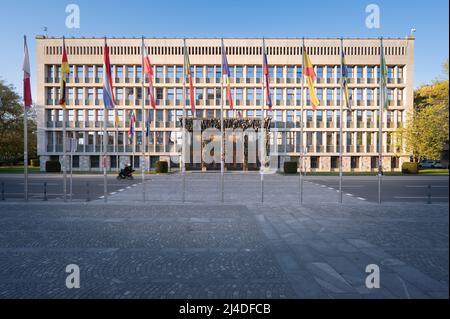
[23, 37, 28, 202]
[103, 38, 108, 203]
[378, 37, 384, 204]
[141, 36, 146, 202]
[62, 37, 67, 202]
[116, 110, 119, 172]
[299, 38, 305, 204]
[339, 38, 344, 204]
[220, 39, 225, 202]
[70, 138, 73, 201]
[182, 39, 187, 202]
[260, 38, 266, 204]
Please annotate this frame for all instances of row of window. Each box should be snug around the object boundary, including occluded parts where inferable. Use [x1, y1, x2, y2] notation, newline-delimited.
[45, 87, 405, 107]
[47, 154, 400, 170]
[45, 64, 404, 82]
[44, 130, 401, 156]
[45, 44, 408, 57]
[44, 108, 404, 130]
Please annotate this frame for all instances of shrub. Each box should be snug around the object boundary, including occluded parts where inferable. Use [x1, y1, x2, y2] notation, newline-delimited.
[401, 162, 419, 174]
[30, 159, 40, 167]
[155, 161, 168, 173]
[45, 160, 61, 173]
[284, 161, 298, 174]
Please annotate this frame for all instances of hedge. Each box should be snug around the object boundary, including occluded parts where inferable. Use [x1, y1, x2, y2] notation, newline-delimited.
[30, 159, 40, 167]
[45, 160, 61, 173]
[156, 161, 168, 173]
[284, 161, 298, 174]
[401, 162, 419, 174]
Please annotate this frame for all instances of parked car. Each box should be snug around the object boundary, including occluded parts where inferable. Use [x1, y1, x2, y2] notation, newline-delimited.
[419, 160, 444, 169]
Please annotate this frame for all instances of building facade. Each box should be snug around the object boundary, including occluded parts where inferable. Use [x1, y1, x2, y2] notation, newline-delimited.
[36, 36, 415, 172]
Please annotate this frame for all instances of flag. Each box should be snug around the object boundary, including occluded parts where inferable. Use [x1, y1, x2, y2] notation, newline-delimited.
[184, 43, 195, 113]
[221, 42, 233, 109]
[303, 47, 319, 110]
[23, 36, 32, 108]
[341, 48, 351, 110]
[145, 116, 151, 137]
[129, 111, 136, 143]
[103, 41, 115, 109]
[115, 110, 121, 127]
[142, 40, 156, 109]
[380, 42, 388, 110]
[262, 43, 272, 110]
[59, 40, 70, 107]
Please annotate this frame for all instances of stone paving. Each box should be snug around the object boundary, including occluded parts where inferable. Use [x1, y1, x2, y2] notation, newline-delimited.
[0, 174, 448, 298]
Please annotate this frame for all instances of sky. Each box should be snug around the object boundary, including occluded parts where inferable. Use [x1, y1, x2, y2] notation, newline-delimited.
[0, 0, 448, 97]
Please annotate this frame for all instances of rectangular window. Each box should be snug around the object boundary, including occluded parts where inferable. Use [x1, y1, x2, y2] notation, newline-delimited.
[90, 156, 100, 168]
[311, 156, 319, 169]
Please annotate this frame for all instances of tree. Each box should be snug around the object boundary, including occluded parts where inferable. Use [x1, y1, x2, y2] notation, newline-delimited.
[0, 80, 37, 165]
[398, 61, 449, 162]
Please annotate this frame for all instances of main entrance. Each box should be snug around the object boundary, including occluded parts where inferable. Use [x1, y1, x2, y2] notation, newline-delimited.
[180, 118, 271, 171]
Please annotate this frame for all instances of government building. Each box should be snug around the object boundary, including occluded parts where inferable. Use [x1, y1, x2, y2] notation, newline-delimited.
[35, 36, 415, 172]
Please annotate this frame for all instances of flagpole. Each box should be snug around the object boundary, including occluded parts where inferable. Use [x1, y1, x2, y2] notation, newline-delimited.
[62, 37, 68, 202]
[339, 38, 344, 204]
[103, 38, 108, 203]
[220, 38, 225, 203]
[182, 39, 187, 202]
[23, 36, 29, 202]
[141, 37, 146, 202]
[116, 110, 119, 172]
[378, 37, 384, 204]
[299, 38, 305, 204]
[260, 38, 266, 204]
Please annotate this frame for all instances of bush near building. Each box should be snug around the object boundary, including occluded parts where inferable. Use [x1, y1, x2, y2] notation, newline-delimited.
[45, 160, 61, 173]
[284, 161, 298, 174]
[156, 161, 168, 173]
[401, 162, 419, 174]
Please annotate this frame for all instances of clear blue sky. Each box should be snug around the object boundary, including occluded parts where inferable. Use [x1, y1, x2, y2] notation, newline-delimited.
[0, 0, 448, 97]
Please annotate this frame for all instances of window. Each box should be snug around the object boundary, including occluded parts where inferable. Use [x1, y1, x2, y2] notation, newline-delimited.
[367, 66, 374, 79]
[367, 89, 374, 101]
[311, 156, 319, 169]
[90, 156, 100, 168]
[235, 66, 243, 79]
[287, 89, 294, 102]
[167, 66, 174, 79]
[156, 66, 163, 80]
[207, 66, 214, 78]
[351, 156, 359, 169]
[116, 66, 123, 79]
[72, 155, 79, 168]
[196, 66, 204, 79]
[167, 88, 174, 101]
[176, 66, 183, 80]
[87, 66, 94, 79]
[296, 66, 302, 79]
[316, 66, 323, 79]
[247, 88, 254, 102]
[357, 66, 363, 79]
[327, 89, 333, 102]
[327, 66, 333, 79]
[276, 66, 283, 79]
[247, 66, 255, 78]
[156, 88, 163, 100]
[256, 67, 262, 80]
[331, 156, 339, 169]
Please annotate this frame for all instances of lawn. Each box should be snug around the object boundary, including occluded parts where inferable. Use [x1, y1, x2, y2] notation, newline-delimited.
[418, 168, 449, 175]
[0, 166, 40, 173]
[281, 169, 449, 176]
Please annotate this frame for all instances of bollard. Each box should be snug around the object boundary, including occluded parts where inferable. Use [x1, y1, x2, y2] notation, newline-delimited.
[427, 184, 432, 204]
[43, 182, 48, 201]
[86, 182, 90, 202]
[1, 182, 5, 201]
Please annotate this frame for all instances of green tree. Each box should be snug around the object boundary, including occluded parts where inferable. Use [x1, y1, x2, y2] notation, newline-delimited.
[0, 80, 37, 165]
[398, 61, 449, 162]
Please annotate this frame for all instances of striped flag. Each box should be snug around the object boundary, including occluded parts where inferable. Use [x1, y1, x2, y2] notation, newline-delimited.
[103, 41, 115, 109]
[303, 47, 319, 110]
[129, 111, 136, 143]
[142, 40, 156, 109]
[341, 48, 351, 110]
[262, 42, 272, 110]
[59, 39, 70, 107]
[380, 43, 388, 110]
[221, 41, 233, 109]
[183, 43, 196, 113]
[115, 110, 121, 127]
[22, 36, 32, 108]
[145, 116, 151, 137]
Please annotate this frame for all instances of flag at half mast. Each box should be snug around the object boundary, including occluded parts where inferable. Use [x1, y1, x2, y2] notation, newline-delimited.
[183, 42, 196, 113]
[221, 41, 233, 109]
[303, 46, 319, 110]
[59, 39, 70, 107]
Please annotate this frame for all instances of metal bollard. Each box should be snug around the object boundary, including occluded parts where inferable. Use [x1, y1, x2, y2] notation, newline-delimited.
[43, 182, 48, 201]
[1, 182, 5, 201]
[427, 184, 432, 204]
[86, 182, 90, 202]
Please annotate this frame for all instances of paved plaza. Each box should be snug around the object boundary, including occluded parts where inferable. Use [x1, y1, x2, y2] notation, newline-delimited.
[0, 173, 448, 298]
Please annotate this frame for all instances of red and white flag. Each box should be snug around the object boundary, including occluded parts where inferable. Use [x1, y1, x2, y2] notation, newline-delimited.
[23, 36, 32, 108]
[142, 39, 156, 109]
